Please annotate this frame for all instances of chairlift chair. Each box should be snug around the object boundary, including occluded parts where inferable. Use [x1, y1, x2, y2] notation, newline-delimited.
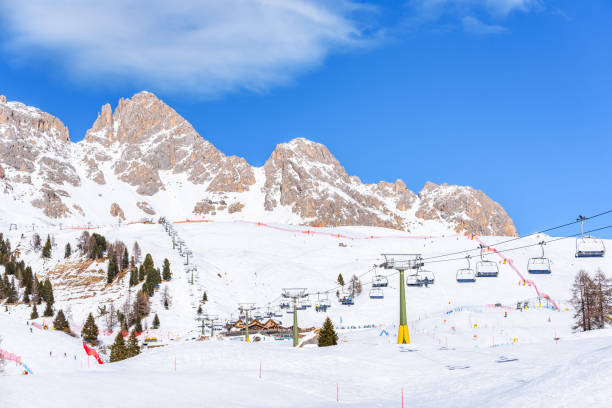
[456, 256, 476, 283]
[575, 215, 606, 258]
[339, 291, 354, 305]
[315, 293, 331, 312]
[418, 269, 435, 286]
[475, 245, 499, 277]
[372, 272, 388, 288]
[575, 237, 605, 258]
[528, 241, 552, 274]
[406, 272, 422, 287]
[369, 288, 384, 299]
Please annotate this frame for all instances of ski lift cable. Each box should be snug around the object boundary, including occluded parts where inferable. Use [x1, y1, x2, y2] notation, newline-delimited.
[245, 214, 612, 310]
[420, 209, 612, 262]
[423, 225, 612, 265]
[305, 224, 612, 298]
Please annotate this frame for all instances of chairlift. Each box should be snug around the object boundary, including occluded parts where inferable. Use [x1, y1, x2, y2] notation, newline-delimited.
[475, 245, 499, 277]
[406, 273, 422, 287]
[406, 263, 435, 287]
[369, 288, 384, 299]
[279, 300, 290, 309]
[301, 296, 312, 308]
[315, 293, 331, 312]
[575, 215, 606, 258]
[418, 268, 435, 286]
[372, 270, 388, 288]
[527, 241, 552, 274]
[456, 256, 476, 283]
[339, 290, 354, 306]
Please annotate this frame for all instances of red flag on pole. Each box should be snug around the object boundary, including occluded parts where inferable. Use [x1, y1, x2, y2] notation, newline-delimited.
[82, 342, 104, 364]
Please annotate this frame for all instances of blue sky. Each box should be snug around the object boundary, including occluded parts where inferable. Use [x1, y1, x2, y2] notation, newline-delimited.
[0, 0, 610, 237]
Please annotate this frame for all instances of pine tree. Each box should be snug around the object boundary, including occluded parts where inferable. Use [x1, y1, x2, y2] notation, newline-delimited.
[122, 248, 129, 270]
[337, 273, 345, 287]
[42, 235, 52, 258]
[43, 301, 54, 317]
[23, 290, 30, 303]
[318, 317, 338, 347]
[53, 309, 70, 331]
[202, 291, 208, 302]
[82, 313, 99, 345]
[197, 304, 202, 315]
[134, 319, 143, 333]
[109, 332, 128, 362]
[30, 303, 39, 319]
[129, 268, 138, 287]
[64, 243, 71, 258]
[120, 319, 129, 334]
[126, 330, 140, 358]
[107, 257, 118, 284]
[41, 279, 54, 305]
[152, 313, 160, 328]
[162, 258, 171, 281]
[6, 277, 17, 303]
[138, 264, 145, 282]
[143, 253, 154, 273]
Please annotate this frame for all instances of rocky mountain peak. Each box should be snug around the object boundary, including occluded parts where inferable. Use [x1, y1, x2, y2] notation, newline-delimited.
[81, 91, 255, 196]
[0, 93, 517, 236]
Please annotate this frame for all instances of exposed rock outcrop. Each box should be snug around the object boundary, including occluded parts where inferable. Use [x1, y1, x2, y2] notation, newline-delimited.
[416, 182, 517, 236]
[83, 91, 255, 195]
[136, 201, 156, 215]
[31, 187, 71, 218]
[110, 203, 126, 220]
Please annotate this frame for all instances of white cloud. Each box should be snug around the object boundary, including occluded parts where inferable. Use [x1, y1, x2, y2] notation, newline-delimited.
[406, 0, 539, 32]
[0, 0, 377, 95]
[462, 16, 507, 34]
[411, 0, 537, 17]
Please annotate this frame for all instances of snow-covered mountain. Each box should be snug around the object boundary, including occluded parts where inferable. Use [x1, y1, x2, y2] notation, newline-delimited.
[0, 91, 516, 236]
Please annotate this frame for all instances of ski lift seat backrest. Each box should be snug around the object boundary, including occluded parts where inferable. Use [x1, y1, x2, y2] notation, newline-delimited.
[575, 237, 605, 257]
[476, 261, 499, 277]
[527, 257, 551, 274]
[456, 268, 476, 282]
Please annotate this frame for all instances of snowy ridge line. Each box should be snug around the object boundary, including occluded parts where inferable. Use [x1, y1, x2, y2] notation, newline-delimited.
[235, 220, 457, 240]
[474, 236, 560, 311]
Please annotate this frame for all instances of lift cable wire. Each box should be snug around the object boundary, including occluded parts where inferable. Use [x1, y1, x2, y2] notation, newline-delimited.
[420, 209, 612, 262]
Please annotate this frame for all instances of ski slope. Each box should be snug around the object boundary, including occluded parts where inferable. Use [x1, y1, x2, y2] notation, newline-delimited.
[1, 219, 611, 406]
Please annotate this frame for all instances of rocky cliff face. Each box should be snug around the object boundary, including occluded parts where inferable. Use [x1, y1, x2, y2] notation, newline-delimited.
[82, 91, 255, 195]
[262, 138, 411, 229]
[416, 182, 517, 236]
[0, 92, 517, 236]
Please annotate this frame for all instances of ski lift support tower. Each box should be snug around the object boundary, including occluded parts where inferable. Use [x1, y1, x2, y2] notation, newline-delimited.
[282, 288, 307, 347]
[380, 254, 422, 344]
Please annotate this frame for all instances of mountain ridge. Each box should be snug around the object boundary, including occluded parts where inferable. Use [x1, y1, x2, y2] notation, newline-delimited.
[0, 91, 517, 236]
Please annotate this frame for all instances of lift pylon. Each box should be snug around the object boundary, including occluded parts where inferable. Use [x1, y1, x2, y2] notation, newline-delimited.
[381, 254, 422, 344]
